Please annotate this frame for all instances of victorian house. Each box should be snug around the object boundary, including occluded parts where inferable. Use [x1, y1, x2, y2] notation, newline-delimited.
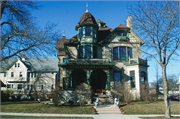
[56, 7, 148, 98]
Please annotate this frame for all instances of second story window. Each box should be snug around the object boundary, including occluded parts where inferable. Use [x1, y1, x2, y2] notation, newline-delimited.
[15, 63, 17, 67]
[4, 72, 6, 77]
[113, 47, 132, 61]
[11, 72, 14, 77]
[18, 63, 20, 67]
[17, 84, 22, 90]
[19, 72, 23, 77]
[85, 45, 91, 58]
[31, 73, 33, 78]
[79, 46, 83, 59]
[85, 27, 91, 36]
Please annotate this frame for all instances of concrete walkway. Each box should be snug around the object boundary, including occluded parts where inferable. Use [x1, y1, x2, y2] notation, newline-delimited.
[94, 104, 121, 114]
[1, 112, 180, 119]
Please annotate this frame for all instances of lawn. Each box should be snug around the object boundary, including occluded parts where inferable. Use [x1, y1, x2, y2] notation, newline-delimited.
[1, 101, 95, 114]
[1, 115, 93, 119]
[122, 101, 180, 114]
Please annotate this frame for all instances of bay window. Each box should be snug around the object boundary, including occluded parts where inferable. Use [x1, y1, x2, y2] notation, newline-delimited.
[113, 47, 132, 61]
[78, 45, 97, 59]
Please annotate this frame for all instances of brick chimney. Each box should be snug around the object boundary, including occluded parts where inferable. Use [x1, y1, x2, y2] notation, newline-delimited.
[21, 54, 25, 61]
[126, 16, 132, 30]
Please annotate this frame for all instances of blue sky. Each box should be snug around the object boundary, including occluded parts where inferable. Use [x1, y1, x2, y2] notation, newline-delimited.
[31, 1, 180, 83]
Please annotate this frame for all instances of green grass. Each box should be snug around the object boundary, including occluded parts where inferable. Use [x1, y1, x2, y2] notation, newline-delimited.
[1, 101, 95, 114]
[1, 115, 93, 118]
[122, 101, 180, 114]
[139, 116, 180, 119]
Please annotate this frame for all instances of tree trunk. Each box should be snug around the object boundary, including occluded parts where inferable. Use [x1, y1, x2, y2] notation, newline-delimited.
[162, 66, 171, 118]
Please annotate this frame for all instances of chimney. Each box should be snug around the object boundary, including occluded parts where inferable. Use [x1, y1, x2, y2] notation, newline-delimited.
[126, 16, 132, 30]
[21, 54, 25, 61]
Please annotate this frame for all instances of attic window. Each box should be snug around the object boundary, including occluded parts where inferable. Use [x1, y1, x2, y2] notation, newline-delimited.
[18, 63, 20, 67]
[15, 63, 17, 67]
[117, 31, 127, 36]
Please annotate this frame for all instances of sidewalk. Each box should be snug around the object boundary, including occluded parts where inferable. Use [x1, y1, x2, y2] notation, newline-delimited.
[1, 112, 180, 119]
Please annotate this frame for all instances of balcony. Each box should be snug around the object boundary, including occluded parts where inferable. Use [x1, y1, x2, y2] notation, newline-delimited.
[124, 57, 148, 66]
[59, 58, 115, 66]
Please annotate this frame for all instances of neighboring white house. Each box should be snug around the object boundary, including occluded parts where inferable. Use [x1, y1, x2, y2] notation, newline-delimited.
[0, 55, 58, 96]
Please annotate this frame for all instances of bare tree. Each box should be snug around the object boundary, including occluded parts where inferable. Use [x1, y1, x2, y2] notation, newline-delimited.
[1, 0, 60, 61]
[128, 1, 179, 118]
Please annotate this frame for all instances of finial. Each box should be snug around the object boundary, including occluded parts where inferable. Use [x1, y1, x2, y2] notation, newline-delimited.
[63, 30, 65, 36]
[86, 3, 89, 12]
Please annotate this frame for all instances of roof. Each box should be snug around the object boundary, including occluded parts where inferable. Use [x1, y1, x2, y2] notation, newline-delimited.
[56, 35, 69, 49]
[97, 26, 113, 42]
[0, 58, 59, 72]
[96, 19, 105, 24]
[116, 24, 130, 29]
[76, 11, 98, 30]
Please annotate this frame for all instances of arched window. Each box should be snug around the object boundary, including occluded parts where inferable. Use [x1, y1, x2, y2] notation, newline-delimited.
[140, 71, 146, 84]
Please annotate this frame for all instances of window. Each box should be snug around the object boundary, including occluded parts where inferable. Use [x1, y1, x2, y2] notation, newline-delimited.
[93, 28, 96, 38]
[113, 47, 118, 60]
[113, 47, 132, 61]
[4, 73, 6, 77]
[28, 73, 30, 78]
[51, 85, 54, 90]
[127, 47, 133, 58]
[31, 73, 33, 78]
[63, 58, 66, 63]
[27, 85, 29, 90]
[52, 72, 54, 74]
[11, 72, 14, 77]
[7, 84, 11, 88]
[12, 84, 13, 88]
[119, 47, 126, 61]
[79, 28, 83, 38]
[15, 63, 17, 67]
[63, 58, 66, 69]
[114, 72, 121, 87]
[41, 85, 43, 90]
[85, 45, 91, 58]
[117, 31, 127, 36]
[140, 71, 146, 84]
[42, 72, 45, 74]
[17, 84, 22, 90]
[85, 27, 91, 36]
[79, 46, 83, 59]
[18, 63, 20, 67]
[34, 73, 36, 77]
[130, 71, 135, 88]
[19, 72, 23, 77]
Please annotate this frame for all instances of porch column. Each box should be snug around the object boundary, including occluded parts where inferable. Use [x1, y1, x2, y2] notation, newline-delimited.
[106, 70, 110, 90]
[66, 70, 69, 89]
[87, 70, 90, 86]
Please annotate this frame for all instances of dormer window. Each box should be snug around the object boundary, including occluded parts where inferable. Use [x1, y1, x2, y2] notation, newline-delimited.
[85, 27, 91, 36]
[117, 31, 127, 36]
